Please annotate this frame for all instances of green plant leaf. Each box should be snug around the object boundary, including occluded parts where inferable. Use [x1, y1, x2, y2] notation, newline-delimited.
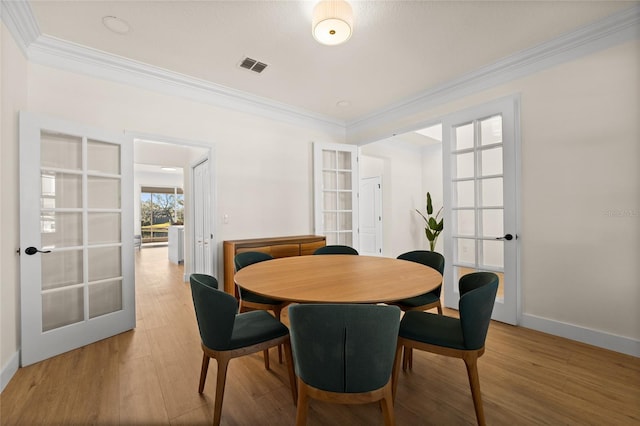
[425, 228, 435, 241]
[426, 192, 433, 215]
[435, 218, 444, 231]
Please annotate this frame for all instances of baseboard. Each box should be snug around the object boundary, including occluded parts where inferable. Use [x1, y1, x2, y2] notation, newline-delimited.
[521, 313, 640, 358]
[1, 351, 20, 393]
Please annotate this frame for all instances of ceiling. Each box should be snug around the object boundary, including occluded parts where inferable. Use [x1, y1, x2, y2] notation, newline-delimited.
[26, 0, 635, 124]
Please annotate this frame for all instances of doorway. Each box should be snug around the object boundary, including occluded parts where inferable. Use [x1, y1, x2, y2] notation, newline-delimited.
[133, 137, 213, 282]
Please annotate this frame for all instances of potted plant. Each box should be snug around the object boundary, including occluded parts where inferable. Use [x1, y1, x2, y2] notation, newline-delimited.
[416, 192, 443, 251]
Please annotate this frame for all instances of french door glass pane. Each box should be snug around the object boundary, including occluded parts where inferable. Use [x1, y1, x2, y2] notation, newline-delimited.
[338, 192, 352, 210]
[455, 180, 475, 207]
[42, 287, 84, 332]
[481, 209, 504, 238]
[89, 280, 123, 318]
[482, 240, 504, 269]
[41, 250, 83, 291]
[480, 115, 502, 145]
[454, 123, 474, 150]
[88, 247, 122, 282]
[88, 212, 121, 245]
[87, 140, 120, 174]
[456, 238, 475, 264]
[323, 192, 337, 210]
[323, 171, 336, 189]
[41, 172, 82, 208]
[338, 212, 352, 229]
[337, 151, 351, 169]
[481, 147, 503, 176]
[337, 171, 352, 190]
[455, 210, 475, 236]
[324, 212, 337, 231]
[88, 176, 121, 209]
[41, 212, 82, 248]
[481, 178, 503, 207]
[455, 152, 474, 179]
[41, 132, 82, 170]
[322, 150, 336, 168]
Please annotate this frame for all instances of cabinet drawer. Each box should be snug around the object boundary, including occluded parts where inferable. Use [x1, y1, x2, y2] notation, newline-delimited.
[271, 244, 300, 258]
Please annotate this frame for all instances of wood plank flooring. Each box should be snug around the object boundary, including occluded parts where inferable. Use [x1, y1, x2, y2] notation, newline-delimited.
[1, 245, 639, 425]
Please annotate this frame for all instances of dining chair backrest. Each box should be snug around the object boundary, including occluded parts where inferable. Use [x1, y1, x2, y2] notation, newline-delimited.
[396, 250, 445, 274]
[313, 245, 359, 255]
[234, 251, 273, 271]
[190, 273, 219, 290]
[289, 303, 400, 393]
[458, 272, 499, 350]
[190, 275, 238, 351]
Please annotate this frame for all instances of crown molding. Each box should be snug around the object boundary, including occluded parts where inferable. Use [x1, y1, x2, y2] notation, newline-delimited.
[347, 4, 640, 145]
[0, 0, 39, 54]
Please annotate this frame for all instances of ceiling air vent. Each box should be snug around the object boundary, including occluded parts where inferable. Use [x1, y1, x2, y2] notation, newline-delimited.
[239, 57, 268, 74]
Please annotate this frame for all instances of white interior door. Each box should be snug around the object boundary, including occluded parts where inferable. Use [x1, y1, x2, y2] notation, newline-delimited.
[192, 158, 212, 275]
[19, 112, 134, 366]
[359, 176, 383, 255]
[442, 97, 520, 325]
[313, 143, 359, 249]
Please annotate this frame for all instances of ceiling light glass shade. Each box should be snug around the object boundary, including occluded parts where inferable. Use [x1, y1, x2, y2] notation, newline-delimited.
[312, 0, 353, 46]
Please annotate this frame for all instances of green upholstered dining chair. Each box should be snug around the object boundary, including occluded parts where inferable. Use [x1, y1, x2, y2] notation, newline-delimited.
[288, 304, 402, 426]
[312, 245, 359, 255]
[189, 274, 296, 426]
[392, 250, 445, 369]
[395, 272, 499, 426]
[234, 251, 288, 363]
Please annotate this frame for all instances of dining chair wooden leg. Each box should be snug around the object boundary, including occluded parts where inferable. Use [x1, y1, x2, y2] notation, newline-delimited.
[436, 301, 443, 315]
[198, 353, 210, 393]
[463, 353, 486, 426]
[295, 378, 310, 426]
[213, 354, 232, 426]
[274, 307, 284, 363]
[380, 382, 396, 426]
[392, 344, 402, 402]
[283, 339, 298, 404]
[263, 349, 270, 370]
[402, 346, 413, 371]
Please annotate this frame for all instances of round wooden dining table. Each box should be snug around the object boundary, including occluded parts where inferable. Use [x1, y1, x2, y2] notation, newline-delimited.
[233, 254, 442, 304]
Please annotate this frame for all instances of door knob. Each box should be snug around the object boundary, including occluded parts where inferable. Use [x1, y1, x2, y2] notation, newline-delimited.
[25, 247, 52, 255]
[496, 234, 514, 241]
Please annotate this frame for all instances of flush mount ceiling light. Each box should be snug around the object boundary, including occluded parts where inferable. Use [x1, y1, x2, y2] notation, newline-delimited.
[102, 16, 130, 35]
[312, 0, 353, 46]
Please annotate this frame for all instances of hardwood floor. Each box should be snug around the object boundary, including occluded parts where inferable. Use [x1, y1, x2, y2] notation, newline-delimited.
[2, 246, 639, 425]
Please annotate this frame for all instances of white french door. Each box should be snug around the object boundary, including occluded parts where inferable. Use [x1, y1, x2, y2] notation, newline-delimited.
[442, 96, 520, 325]
[192, 158, 212, 275]
[359, 176, 383, 255]
[313, 143, 359, 249]
[19, 112, 135, 366]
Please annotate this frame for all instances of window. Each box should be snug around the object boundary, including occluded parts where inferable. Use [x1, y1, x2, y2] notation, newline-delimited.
[140, 186, 184, 243]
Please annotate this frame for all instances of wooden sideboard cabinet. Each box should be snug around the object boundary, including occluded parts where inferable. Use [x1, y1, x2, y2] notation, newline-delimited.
[222, 235, 326, 296]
